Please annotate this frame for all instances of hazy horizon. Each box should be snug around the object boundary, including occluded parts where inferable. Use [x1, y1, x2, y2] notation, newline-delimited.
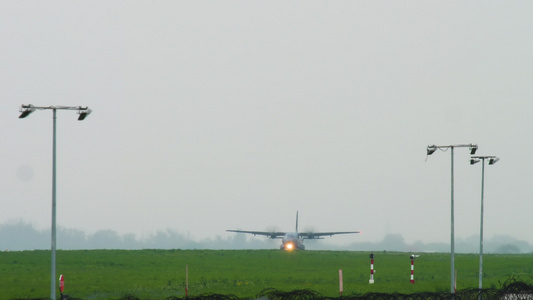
[1, 221, 530, 254]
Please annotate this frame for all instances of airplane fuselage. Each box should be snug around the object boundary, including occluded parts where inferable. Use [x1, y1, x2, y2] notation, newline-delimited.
[280, 232, 305, 250]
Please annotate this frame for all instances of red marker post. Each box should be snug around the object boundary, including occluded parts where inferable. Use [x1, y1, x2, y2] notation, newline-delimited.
[59, 275, 64, 293]
[59, 274, 66, 299]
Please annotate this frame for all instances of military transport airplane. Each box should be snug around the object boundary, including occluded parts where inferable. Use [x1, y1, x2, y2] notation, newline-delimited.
[226, 211, 360, 250]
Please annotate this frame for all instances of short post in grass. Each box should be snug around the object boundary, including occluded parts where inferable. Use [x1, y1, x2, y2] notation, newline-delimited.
[186, 264, 189, 299]
[369, 253, 375, 284]
[410, 254, 419, 284]
[339, 269, 343, 297]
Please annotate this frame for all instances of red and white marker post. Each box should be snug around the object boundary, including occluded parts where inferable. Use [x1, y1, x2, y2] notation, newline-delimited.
[410, 257, 415, 283]
[410, 254, 419, 284]
[369, 253, 375, 284]
[59, 274, 65, 294]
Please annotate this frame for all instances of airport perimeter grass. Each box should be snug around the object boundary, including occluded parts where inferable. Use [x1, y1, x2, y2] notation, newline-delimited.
[1, 249, 532, 299]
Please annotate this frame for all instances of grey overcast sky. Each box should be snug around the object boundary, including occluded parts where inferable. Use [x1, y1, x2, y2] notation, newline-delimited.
[1, 1, 532, 247]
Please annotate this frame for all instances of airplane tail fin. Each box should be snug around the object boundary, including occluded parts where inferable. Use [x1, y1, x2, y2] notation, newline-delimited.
[296, 211, 299, 233]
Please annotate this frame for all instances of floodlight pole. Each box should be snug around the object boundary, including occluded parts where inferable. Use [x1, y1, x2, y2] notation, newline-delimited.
[52, 108, 57, 300]
[19, 105, 91, 300]
[426, 143, 477, 296]
[450, 146, 455, 295]
[470, 155, 498, 298]
[478, 158, 484, 295]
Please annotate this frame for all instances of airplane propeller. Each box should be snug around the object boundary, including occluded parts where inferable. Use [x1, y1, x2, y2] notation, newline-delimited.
[266, 226, 280, 234]
[302, 227, 317, 238]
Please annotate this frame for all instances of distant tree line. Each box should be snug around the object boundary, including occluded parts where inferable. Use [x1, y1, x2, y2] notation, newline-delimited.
[1, 221, 531, 253]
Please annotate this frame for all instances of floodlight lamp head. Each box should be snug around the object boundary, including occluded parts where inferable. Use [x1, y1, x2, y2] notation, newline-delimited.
[427, 145, 437, 155]
[19, 104, 36, 119]
[470, 158, 480, 165]
[77, 108, 92, 121]
[470, 144, 478, 155]
[489, 157, 499, 165]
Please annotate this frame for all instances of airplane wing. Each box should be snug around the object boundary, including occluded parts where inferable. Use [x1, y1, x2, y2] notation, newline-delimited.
[299, 231, 360, 240]
[226, 230, 286, 239]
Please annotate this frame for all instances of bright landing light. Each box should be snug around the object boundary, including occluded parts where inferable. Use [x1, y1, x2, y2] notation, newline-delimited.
[285, 243, 294, 251]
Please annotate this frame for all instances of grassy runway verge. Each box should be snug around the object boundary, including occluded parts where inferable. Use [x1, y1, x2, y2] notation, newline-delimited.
[1, 249, 532, 299]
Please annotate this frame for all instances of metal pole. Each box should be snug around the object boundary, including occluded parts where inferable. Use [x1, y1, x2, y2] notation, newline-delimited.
[51, 108, 57, 300]
[19, 105, 91, 300]
[479, 159, 485, 293]
[450, 147, 455, 294]
[428, 143, 478, 296]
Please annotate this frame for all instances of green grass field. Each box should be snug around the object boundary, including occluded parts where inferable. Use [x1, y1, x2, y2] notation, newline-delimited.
[1, 249, 532, 299]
